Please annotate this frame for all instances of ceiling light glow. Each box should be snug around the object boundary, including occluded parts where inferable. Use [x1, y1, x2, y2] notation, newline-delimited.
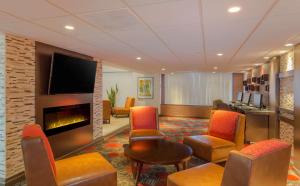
[213, 66, 218, 70]
[217, 53, 223, 56]
[64, 25, 75, 30]
[285, 43, 293, 47]
[136, 57, 142, 60]
[228, 6, 241, 13]
[161, 68, 166, 71]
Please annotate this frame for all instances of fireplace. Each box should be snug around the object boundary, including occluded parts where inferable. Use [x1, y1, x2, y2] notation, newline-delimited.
[43, 103, 91, 136]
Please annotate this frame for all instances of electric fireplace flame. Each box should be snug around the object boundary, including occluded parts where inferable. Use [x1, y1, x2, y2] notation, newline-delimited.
[46, 115, 88, 130]
[43, 103, 90, 136]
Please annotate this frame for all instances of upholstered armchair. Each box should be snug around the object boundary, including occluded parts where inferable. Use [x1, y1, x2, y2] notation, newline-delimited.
[129, 106, 164, 142]
[103, 100, 112, 124]
[113, 97, 135, 117]
[21, 124, 117, 186]
[167, 139, 291, 186]
[184, 110, 245, 162]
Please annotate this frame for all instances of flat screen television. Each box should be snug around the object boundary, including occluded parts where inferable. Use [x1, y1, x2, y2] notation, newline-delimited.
[253, 93, 263, 108]
[242, 92, 251, 105]
[48, 53, 97, 94]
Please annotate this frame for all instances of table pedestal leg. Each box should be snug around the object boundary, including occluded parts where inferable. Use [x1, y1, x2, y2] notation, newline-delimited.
[135, 162, 143, 186]
[131, 161, 137, 178]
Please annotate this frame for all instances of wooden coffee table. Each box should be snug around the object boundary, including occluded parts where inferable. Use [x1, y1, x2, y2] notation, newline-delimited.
[124, 139, 193, 185]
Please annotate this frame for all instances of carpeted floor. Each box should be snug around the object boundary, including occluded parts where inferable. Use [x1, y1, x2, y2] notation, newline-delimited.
[83, 117, 300, 186]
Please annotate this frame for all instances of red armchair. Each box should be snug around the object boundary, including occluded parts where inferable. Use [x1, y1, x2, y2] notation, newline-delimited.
[184, 110, 245, 162]
[168, 139, 292, 186]
[21, 124, 117, 186]
[129, 106, 164, 142]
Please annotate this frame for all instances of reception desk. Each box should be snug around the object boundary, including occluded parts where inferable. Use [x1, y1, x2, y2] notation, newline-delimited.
[230, 104, 275, 143]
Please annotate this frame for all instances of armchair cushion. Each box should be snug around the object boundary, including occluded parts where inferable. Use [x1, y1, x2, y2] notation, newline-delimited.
[56, 152, 117, 186]
[209, 110, 239, 142]
[131, 106, 157, 130]
[167, 163, 224, 186]
[184, 135, 235, 162]
[240, 139, 290, 158]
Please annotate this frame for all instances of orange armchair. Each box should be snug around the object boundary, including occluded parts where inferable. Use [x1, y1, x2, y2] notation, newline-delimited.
[113, 97, 135, 117]
[129, 106, 164, 142]
[184, 110, 245, 162]
[103, 100, 112, 124]
[21, 124, 117, 186]
[168, 139, 291, 186]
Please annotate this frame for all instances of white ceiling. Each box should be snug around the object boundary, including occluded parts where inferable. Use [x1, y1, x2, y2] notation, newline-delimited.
[0, 0, 299, 73]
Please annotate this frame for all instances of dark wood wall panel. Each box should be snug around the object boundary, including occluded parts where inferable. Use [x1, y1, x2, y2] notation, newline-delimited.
[232, 73, 244, 101]
[35, 42, 94, 158]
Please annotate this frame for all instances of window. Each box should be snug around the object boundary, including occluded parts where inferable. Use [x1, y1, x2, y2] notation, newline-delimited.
[165, 72, 232, 105]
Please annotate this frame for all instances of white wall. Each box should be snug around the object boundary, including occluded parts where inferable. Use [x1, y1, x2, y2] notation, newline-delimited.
[103, 71, 161, 112]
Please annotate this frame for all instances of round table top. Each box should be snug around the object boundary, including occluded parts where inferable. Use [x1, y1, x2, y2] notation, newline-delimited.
[124, 139, 193, 165]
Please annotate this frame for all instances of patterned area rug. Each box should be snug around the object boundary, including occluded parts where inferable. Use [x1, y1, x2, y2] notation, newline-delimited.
[83, 117, 300, 186]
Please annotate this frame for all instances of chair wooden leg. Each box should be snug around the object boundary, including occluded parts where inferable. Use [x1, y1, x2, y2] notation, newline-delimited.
[135, 162, 143, 186]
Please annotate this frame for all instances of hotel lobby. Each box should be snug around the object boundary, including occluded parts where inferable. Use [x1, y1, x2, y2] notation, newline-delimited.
[0, 0, 300, 186]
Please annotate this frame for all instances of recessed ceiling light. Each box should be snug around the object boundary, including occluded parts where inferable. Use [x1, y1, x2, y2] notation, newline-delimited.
[228, 6, 241, 13]
[213, 66, 218, 70]
[64, 25, 75, 30]
[264, 56, 270, 60]
[285, 43, 293, 47]
[212, 71, 216, 74]
[217, 53, 223, 56]
[161, 68, 166, 71]
[136, 57, 142, 60]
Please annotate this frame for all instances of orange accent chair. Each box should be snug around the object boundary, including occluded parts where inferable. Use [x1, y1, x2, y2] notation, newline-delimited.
[168, 139, 291, 186]
[184, 110, 245, 162]
[129, 106, 164, 142]
[21, 124, 117, 186]
[103, 100, 112, 124]
[113, 97, 135, 117]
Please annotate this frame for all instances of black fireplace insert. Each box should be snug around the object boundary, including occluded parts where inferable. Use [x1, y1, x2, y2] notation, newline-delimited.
[43, 103, 91, 136]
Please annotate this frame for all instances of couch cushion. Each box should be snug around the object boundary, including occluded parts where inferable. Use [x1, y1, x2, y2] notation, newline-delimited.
[167, 163, 224, 186]
[22, 124, 56, 176]
[184, 135, 235, 162]
[56, 152, 117, 186]
[209, 110, 239, 142]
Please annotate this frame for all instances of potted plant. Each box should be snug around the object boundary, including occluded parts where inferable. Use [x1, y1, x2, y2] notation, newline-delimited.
[106, 84, 118, 108]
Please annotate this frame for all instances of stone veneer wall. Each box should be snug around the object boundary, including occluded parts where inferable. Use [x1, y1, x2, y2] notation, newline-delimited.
[0, 33, 6, 183]
[93, 58, 103, 140]
[5, 34, 35, 179]
[279, 49, 295, 145]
